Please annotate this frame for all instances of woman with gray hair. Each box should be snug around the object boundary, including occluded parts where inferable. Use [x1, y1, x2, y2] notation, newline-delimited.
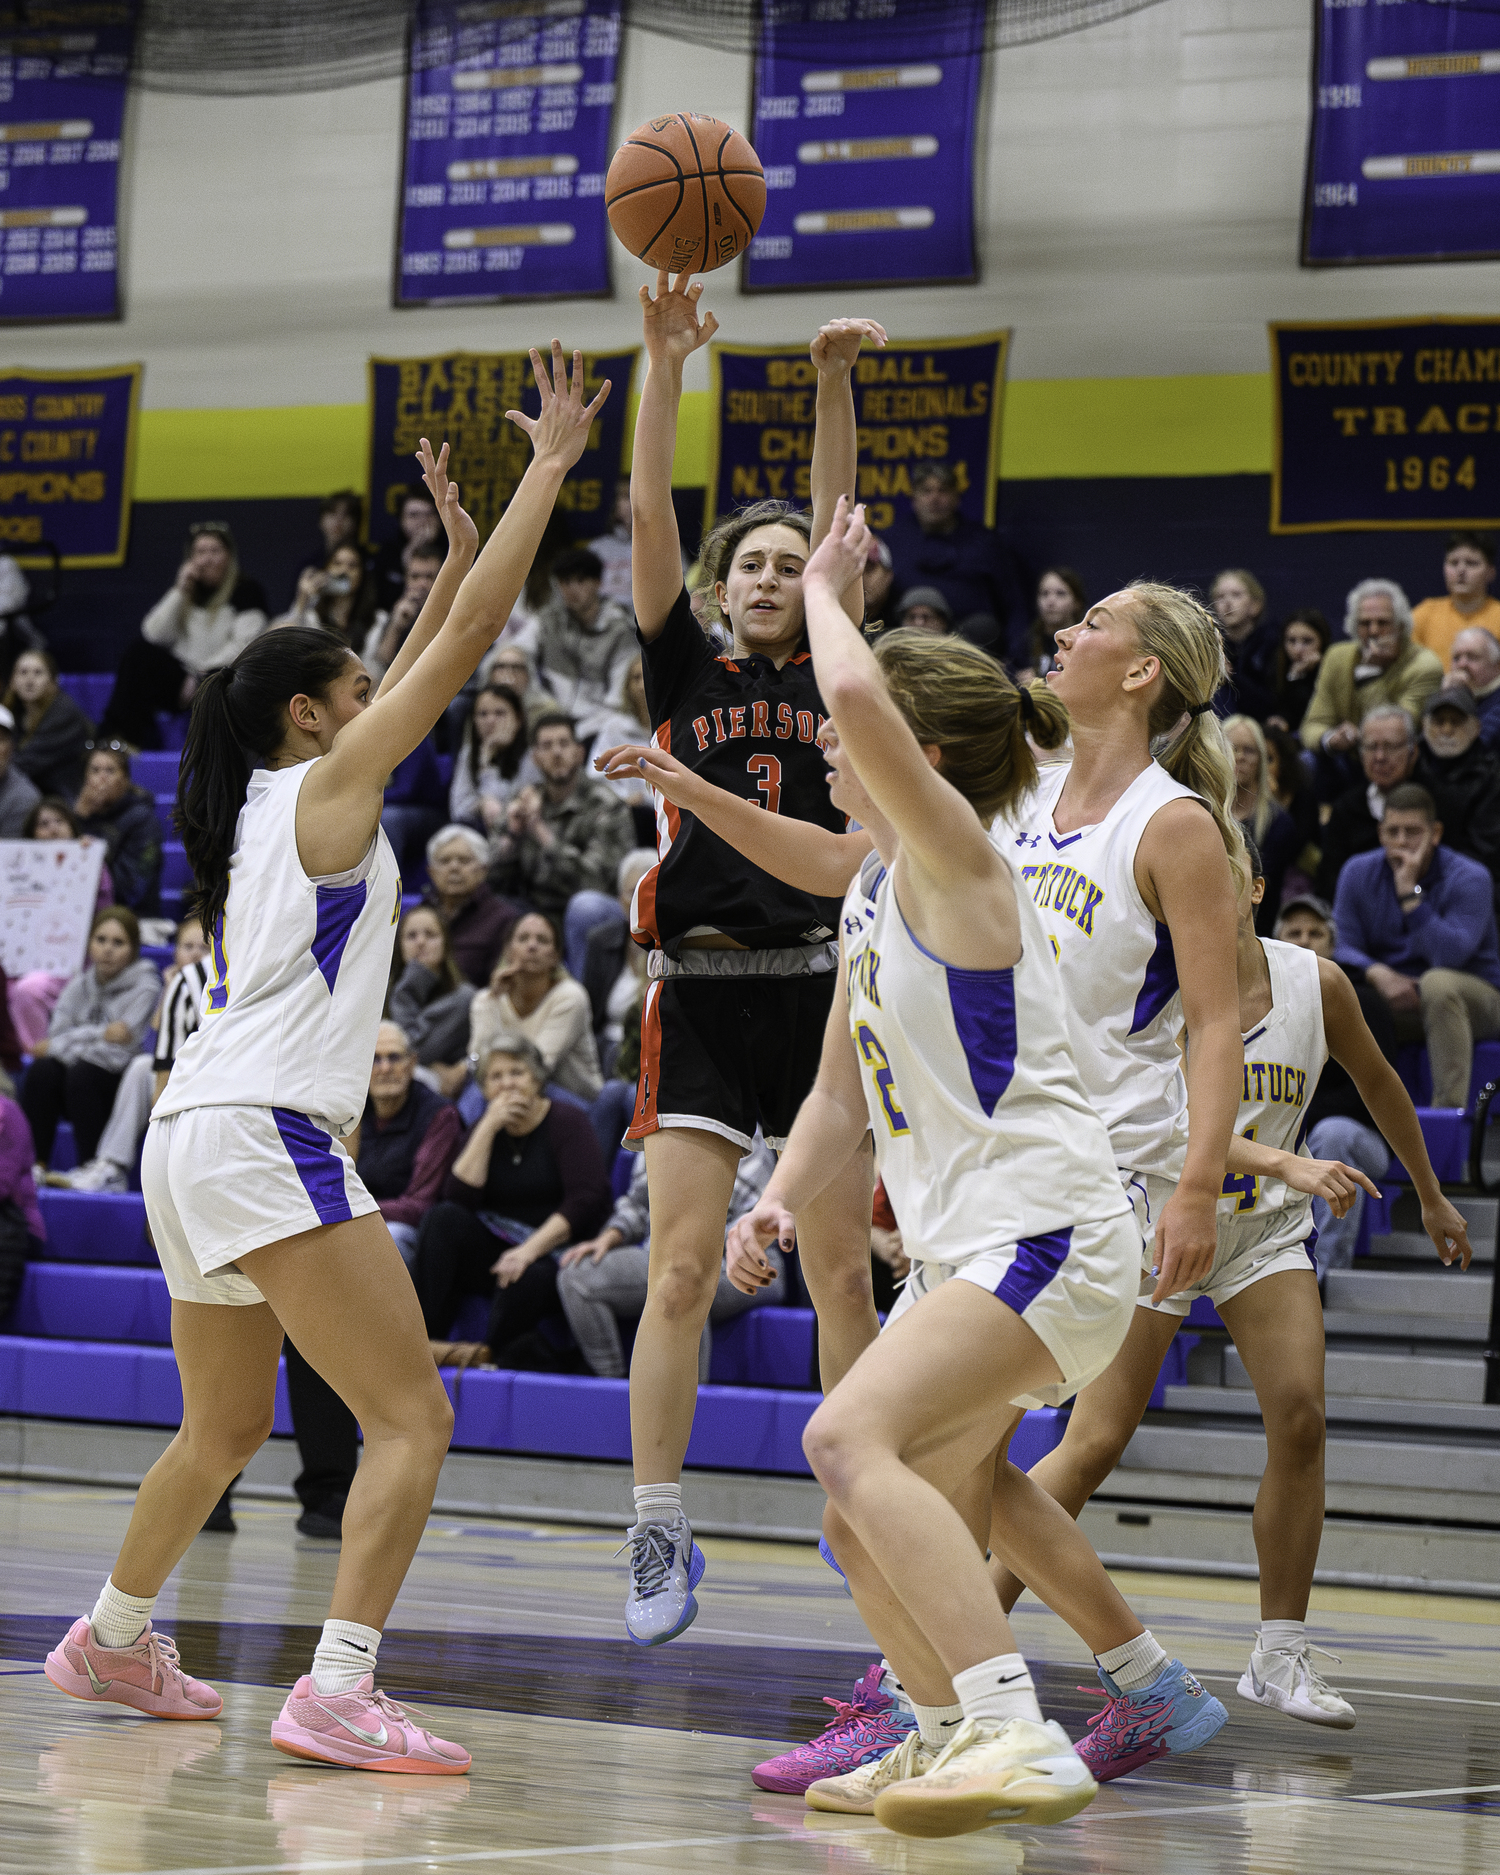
[412, 1038, 609, 1369]
[419, 821, 524, 988]
[1300, 577, 1442, 766]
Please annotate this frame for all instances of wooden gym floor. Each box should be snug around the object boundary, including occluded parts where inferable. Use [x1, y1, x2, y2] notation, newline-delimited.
[2, 1480, 1497, 1873]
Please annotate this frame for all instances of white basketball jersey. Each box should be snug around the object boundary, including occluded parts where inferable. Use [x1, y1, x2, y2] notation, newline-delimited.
[841, 852, 1129, 1267]
[155, 761, 402, 1137]
[1216, 937, 1327, 1255]
[995, 761, 1202, 1179]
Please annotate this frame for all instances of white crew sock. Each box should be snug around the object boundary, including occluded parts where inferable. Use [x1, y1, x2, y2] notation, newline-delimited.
[311, 1618, 382, 1695]
[910, 1699, 966, 1747]
[90, 1578, 156, 1650]
[1097, 1629, 1169, 1693]
[1256, 1618, 1306, 1655]
[952, 1655, 1043, 1726]
[631, 1482, 683, 1530]
[878, 1658, 914, 1714]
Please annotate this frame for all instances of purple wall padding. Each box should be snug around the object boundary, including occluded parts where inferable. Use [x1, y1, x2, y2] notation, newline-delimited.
[36, 1191, 157, 1266]
[0, 1338, 291, 1432]
[4, 1265, 171, 1343]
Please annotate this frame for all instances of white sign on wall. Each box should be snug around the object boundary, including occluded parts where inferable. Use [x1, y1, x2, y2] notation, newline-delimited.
[0, 840, 106, 979]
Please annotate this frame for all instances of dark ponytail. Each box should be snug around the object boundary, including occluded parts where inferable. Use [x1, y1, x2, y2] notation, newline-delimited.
[176, 626, 355, 932]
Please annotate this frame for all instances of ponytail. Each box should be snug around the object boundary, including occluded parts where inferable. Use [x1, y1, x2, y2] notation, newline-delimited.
[176, 626, 356, 932]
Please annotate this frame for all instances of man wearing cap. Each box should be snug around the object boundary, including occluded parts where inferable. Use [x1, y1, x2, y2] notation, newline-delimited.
[1314, 703, 1419, 900]
[1449, 627, 1500, 748]
[890, 586, 952, 636]
[0, 706, 41, 837]
[1415, 687, 1500, 906]
[882, 463, 1026, 663]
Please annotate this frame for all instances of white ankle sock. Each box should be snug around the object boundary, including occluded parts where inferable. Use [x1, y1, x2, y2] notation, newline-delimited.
[1097, 1629, 1168, 1693]
[952, 1655, 1043, 1726]
[311, 1619, 381, 1695]
[878, 1658, 913, 1714]
[1256, 1618, 1306, 1655]
[910, 1699, 966, 1747]
[90, 1578, 156, 1650]
[631, 1482, 683, 1530]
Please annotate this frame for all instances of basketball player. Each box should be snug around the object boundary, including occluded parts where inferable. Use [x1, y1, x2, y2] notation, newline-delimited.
[618, 269, 890, 1646]
[993, 835, 1472, 1734]
[42, 346, 609, 1771]
[728, 499, 1210, 1839]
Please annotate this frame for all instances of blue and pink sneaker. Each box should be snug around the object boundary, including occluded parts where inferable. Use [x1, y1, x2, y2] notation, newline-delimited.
[1075, 1657, 1227, 1781]
[752, 1662, 916, 1794]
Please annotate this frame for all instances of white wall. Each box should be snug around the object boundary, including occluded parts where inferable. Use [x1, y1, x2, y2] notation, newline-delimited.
[10, 0, 1500, 407]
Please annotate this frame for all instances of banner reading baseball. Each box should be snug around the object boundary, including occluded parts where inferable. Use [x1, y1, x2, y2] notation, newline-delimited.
[706, 332, 1008, 536]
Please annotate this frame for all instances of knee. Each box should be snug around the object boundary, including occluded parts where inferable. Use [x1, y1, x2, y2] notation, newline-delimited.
[649, 1253, 719, 1326]
[1267, 1393, 1325, 1467]
[187, 1401, 276, 1474]
[801, 1400, 865, 1499]
[1057, 1415, 1133, 1489]
[1419, 970, 1461, 1015]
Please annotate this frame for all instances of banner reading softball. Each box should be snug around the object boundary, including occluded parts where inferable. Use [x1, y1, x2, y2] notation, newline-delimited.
[744, 0, 984, 292]
[1304, 3, 1500, 266]
[0, 363, 141, 565]
[396, 0, 621, 306]
[367, 347, 637, 550]
[0, 4, 134, 323]
[706, 333, 1008, 535]
[1270, 318, 1500, 534]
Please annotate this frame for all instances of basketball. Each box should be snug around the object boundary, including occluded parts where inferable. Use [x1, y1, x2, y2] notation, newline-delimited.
[605, 112, 766, 275]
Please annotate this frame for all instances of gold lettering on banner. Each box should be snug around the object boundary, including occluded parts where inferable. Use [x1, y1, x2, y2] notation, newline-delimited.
[1372, 407, 1407, 435]
[1332, 408, 1368, 436]
[1288, 351, 1403, 388]
[1417, 405, 1454, 433]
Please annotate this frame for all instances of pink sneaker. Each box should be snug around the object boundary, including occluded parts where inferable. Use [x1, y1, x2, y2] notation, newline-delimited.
[752, 1661, 917, 1794]
[271, 1675, 471, 1775]
[44, 1618, 223, 1720]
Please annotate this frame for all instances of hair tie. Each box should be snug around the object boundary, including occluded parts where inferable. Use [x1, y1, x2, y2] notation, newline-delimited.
[1016, 686, 1037, 726]
[1187, 700, 1214, 717]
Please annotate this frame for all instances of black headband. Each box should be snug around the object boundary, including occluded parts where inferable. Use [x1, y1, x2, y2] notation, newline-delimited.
[1017, 686, 1037, 725]
[1187, 700, 1214, 717]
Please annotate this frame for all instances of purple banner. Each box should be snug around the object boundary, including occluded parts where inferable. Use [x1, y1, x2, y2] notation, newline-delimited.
[396, 0, 620, 307]
[744, 0, 984, 293]
[0, 363, 142, 566]
[0, 5, 133, 324]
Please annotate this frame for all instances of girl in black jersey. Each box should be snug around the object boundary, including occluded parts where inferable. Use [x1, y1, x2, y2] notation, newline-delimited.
[609, 270, 886, 1645]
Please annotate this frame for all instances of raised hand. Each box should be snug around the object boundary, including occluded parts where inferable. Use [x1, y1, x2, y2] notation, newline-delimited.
[803, 494, 872, 595]
[415, 437, 479, 558]
[639, 270, 719, 366]
[505, 340, 612, 472]
[811, 317, 888, 374]
[594, 740, 705, 812]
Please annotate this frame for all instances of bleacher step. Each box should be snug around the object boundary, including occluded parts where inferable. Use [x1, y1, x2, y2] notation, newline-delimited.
[1371, 1229, 1494, 1265]
[1324, 1266, 1491, 1326]
[1322, 1311, 1488, 1342]
[1225, 1345, 1486, 1402]
[1160, 1382, 1500, 1435]
[1121, 1420, 1500, 1498]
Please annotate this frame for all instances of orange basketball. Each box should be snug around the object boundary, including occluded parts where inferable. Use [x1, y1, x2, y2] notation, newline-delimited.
[605, 113, 766, 274]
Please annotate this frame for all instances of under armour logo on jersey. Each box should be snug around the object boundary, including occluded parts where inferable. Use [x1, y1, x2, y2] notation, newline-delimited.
[844, 916, 862, 935]
[1015, 832, 1043, 850]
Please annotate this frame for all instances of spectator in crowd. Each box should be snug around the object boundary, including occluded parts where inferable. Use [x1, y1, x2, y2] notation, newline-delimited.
[487, 713, 633, 975]
[882, 463, 1025, 661]
[0, 706, 41, 836]
[558, 1135, 782, 1381]
[469, 912, 602, 1103]
[6, 798, 115, 1051]
[100, 522, 268, 749]
[1300, 578, 1443, 764]
[1332, 783, 1500, 1109]
[1211, 567, 1278, 721]
[74, 743, 164, 915]
[1225, 715, 1299, 934]
[1275, 894, 1395, 1271]
[589, 662, 655, 811]
[292, 490, 364, 590]
[45, 915, 211, 1193]
[20, 907, 160, 1168]
[1023, 567, 1087, 680]
[274, 543, 383, 653]
[1449, 626, 1500, 746]
[861, 535, 894, 629]
[0, 553, 45, 695]
[1414, 689, 1500, 904]
[1263, 724, 1321, 889]
[587, 481, 636, 608]
[356, 1021, 464, 1267]
[387, 905, 475, 1097]
[422, 824, 523, 989]
[0, 1067, 44, 1319]
[363, 539, 444, 684]
[380, 735, 448, 880]
[6, 650, 92, 798]
[1314, 704, 1417, 901]
[1412, 531, 1500, 670]
[583, 847, 654, 1074]
[480, 643, 556, 722]
[450, 683, 538, 832]
[1266, 608, 1330, 736]
[414, 1038, 609, 1369]
[888, 586, 953, 637]
[372, 486, 441, 609]
[534, 546, 637, 740]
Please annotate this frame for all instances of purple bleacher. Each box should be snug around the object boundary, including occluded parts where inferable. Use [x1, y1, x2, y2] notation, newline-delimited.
[6, 1264, 170, 1343]
[58, 673, 114, 722]
[36, 1190, 156, 1265]
[142, 943, 175, 973]
[1391, 1108, 1468, 1184]
[131, 750, 180, 793]
[0, 1338, 293, 1431]
[610, 1148, 634, 1201]
[711, 1308, 813, 1390]
[50, 1123, 77, 1174]
[155, 712, 189, 751]
[161, 844, 193, 892]
[1395, 1042, 1500, 1116]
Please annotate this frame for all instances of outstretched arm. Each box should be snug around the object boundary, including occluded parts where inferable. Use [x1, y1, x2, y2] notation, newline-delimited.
[632, 272, 718, 638]
[808, 319, 886, 622]
[373, 439, 479, 703]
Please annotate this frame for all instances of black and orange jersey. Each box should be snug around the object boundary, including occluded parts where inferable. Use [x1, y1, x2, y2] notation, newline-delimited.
[633, 586, 845, 954]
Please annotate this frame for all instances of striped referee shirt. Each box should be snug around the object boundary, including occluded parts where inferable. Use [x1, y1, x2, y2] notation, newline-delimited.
[152, 959, 209, 1074]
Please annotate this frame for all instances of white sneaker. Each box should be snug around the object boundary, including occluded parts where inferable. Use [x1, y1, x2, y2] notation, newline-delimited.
[805, 1729, 939, 1814]
[1237, 1642, 1356, 1730]
[874, 1716, 1097, 1839]
[46, 1158, 128, 1194]
[621, 1516, 705, 1647]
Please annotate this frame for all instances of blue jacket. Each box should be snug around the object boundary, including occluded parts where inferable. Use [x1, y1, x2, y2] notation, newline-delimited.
[1332, 844, 1500, 989]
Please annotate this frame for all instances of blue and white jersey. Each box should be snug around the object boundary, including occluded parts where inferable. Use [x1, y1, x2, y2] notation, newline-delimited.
[841, 850, 1128, 1267]
[995, 760, 1201, 1179]
[154, 761, 401, 1138]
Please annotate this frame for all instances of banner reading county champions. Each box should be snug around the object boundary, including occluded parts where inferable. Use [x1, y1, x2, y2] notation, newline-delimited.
[1304, 3, 1500, 266]
[368, 347, 637, 549]
[0, 364, 141, 565]
[396, 0, 621, 306]
[0, 4, 134, 322]
[744, 0, 984, 292]
[1270, 318, 1500, 534]
[706, 333, 1008, 535]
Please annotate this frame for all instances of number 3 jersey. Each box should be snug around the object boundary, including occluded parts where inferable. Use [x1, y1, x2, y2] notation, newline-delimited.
[633, 587, 845, 957]
[841, 851, 1129, 1267]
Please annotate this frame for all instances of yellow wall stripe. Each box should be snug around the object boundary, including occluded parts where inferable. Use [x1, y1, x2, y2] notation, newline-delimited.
[133, 373, 1273, 502]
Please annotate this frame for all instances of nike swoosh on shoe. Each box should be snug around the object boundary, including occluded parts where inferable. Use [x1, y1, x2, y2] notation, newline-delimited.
[315, 1701, 387, 1748]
